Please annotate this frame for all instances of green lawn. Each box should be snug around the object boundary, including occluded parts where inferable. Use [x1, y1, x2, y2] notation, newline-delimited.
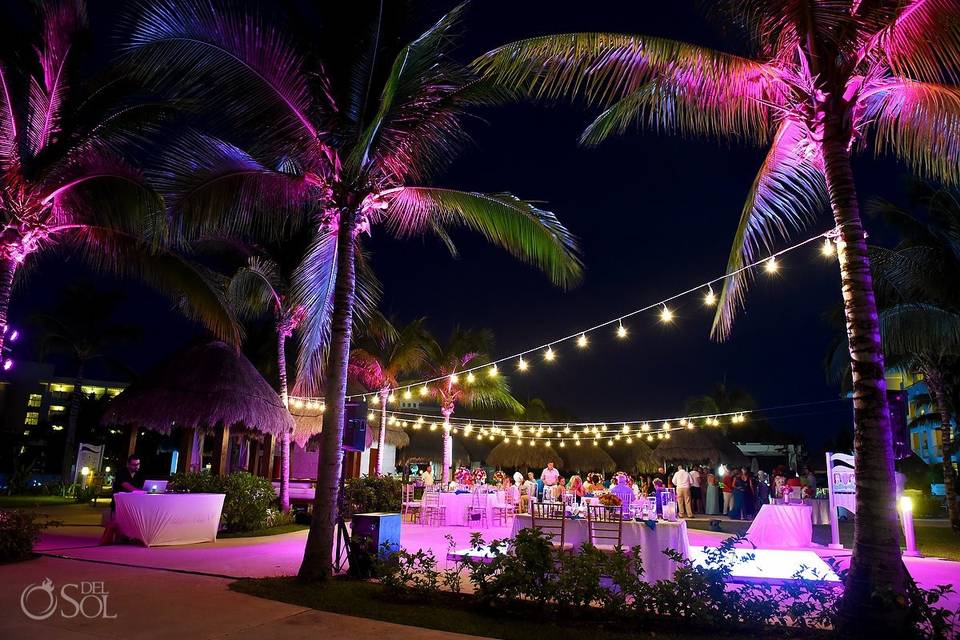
[230, 577, 827, 640]
[686, 519, 960, 561]
[0, 495, 75, 508]
[218, 523, 308, 538]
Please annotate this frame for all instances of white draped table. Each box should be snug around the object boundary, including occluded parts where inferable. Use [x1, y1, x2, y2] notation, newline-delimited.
[511, 514, 690, 582]
[807, 498, 831, 525]
[114, 493, 225, 547]
[436, 491, 502, 526]
[745, 503, 813, 549]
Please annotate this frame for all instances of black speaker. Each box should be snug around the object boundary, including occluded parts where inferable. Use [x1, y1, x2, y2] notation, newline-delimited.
[342, 402, 367, 452]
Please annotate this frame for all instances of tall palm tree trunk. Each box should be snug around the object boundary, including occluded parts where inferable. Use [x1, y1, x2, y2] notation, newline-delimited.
[822, 128, 906, 627]
[0, 258, 17, 361]
[377, 388, 389, 475]
[441, 407, 453, 485]
[926, 369, 959, 530]
[277, 328, 291, 513]
[299, 209, 357, 582]
[61, 361, 85, 483]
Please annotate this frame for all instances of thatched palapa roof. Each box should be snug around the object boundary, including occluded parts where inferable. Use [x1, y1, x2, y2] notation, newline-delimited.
[611, 439, 660, 474]
[398, 430, 470, 464]
[654, 428, 748, 466]
[103, 340, 294, 436]
[486, 441, 561, 469]
[560, 444, 617, 473]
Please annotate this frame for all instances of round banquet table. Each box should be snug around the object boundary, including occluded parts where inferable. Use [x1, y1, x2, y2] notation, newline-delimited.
[436, 491, 503, 526]
[511, 513, 690, 582]
[745, 503, 813, 548]
[114, 492, 225, 547]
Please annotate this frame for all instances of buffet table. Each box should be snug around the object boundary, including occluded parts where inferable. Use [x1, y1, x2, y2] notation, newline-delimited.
[511, 514, 690, 582]
[437, 491, 503, 526]
[114, 493, 225, 547]
[745, 503, 813, 549]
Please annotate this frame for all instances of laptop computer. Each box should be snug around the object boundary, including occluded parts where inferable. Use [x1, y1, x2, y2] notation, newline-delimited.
[143, 480, 168, 494]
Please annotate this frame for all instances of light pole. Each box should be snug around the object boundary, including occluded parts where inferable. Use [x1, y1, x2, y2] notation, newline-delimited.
[899, 496, 921, 557]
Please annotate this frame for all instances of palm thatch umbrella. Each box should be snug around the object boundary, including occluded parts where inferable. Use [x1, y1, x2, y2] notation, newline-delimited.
[486, 441, 561, 470]
[560, 444, 616, 474]
[398, 430, 470, 466]
[371, 425, 411, 448]
[104, 340, 293, 435]
[653, 428, 748, 467]
[610, 439, 660, 474]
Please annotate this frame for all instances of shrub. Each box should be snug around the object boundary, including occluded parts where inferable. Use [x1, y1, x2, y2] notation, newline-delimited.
[0, 509, 57, 563]
[342, 475, 402, 516]
[169, 471, 277, 532]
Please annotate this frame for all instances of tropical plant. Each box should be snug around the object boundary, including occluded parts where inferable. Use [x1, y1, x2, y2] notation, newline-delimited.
[227, 255, 304, 512]
[348, 313, 432, 475]
[31, 283, 138, 482]
[420, 327, 523, 484]
[121, 2, 582, 581]
[475, 2, 960, 627]
[830, 187, 960, 529]
[0, 0, 238, 362]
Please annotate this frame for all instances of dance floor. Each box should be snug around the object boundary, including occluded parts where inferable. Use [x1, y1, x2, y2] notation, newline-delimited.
[688, 546, 842, 584]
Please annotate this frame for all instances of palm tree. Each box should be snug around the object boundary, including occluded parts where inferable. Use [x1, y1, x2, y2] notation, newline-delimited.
[685, 381, 757, 434]
[0, 0, 238, 359]
[475, 2, 960, 622]
[121, 2, 582, 580]
[32, 283, 138, 482]
[348, 313, 432, 475]
[227, 255, 305, 512]
[420, 327, 523, 484]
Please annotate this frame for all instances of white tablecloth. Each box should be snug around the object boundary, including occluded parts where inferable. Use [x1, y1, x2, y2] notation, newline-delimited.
[435, 491, 502, 526]
[745, 504, 813, 549]
[114, 493, 225, 547]
[511, 514, 690, 582]
[806, 498, 831, 525]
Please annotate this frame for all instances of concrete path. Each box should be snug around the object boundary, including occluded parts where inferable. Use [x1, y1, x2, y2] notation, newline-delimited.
[0, 555, 487, 640]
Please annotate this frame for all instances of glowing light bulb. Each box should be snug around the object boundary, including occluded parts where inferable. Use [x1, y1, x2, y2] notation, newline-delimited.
[371, 395, 379, 405]
[765, 257, 778, 273]
[450, 374, 459, 384]
[367, 411, 375, 420]
[641, 422, 650, 432]
[388, 393, 396, 403]
[466, 372, 476, 384]
[616, 321, 628, 339]
[593, 441, 599, 447]
[575, 439, 581, 446]
[403, 389, 412, 400]
[821, 239, 835, 257]
[704, 287, 716, 306]
[647, 434, 654, 442]
[660, 305, 673, 323]
[420, 385, 429, 397]
[664, 433, 671, 440]
[518, 356, 528, 371]
[559, 441, 565, 448]
[488, 364, 498, 377]
[662, 421, 671, 430]
[544, 346, 555, 362]
[577, 333, 588, 348]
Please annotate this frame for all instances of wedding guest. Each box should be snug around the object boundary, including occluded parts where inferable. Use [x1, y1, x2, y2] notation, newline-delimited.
[672, 465, 693, 518]
[100, 455, 144, 545]
[755, 470, 771, 506]
[550, 477, 566, 501]
[421, 466, 434, 487]
[722, 469, 735, 514]
[541, 461, 560, 490]
[513, 471, 523, 487]
[611, 475, 634, 514]
[568, 475, 585, 502]
[729, 468, 750, 520]
[743, 468, 755, 518]
[705, 472, 719, 515]
[689, 465, 702, 513]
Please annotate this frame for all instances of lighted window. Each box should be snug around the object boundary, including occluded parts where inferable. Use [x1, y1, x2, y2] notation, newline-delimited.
[50, 383, 74, 393]
[28, 394, 42, 408]
[81, 386, 106, 396]
[108, 388, 122, 396]
[911, 433, 920, 451]
[49, 405, 66, 413]
[52, 425, 64, 431]
[24, 412, 39, 426]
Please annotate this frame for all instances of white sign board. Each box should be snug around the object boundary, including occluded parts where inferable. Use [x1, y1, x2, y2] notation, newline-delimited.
[825, 451, 856, 548]
[74, 442, 104, 484]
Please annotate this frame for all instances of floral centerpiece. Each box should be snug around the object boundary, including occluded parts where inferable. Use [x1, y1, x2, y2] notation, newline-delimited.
[492, 470, 506, 485]
[454, 467, 472, 486]
[780, 485, 793, 504]
[598, 493, 622, 507]
[473, 468, 487, 486]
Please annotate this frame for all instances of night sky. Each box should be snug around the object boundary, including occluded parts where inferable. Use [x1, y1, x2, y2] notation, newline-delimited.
[11, 1, 917, 448]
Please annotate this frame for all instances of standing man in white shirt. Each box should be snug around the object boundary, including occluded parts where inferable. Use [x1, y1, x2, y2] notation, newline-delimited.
[672, 465, 693, 518]
[421, 466, 434, 487]
[540, 462, 560, 499]
[689, 466, 702, 514]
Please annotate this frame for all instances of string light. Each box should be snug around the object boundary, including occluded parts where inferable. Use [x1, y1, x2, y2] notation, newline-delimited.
[616, 320, 628, 339]
[821, 239, 835, 257]
[518, 356, 529, 371]
[577, 333, 588, 348]
[420, 385, 429, 397]
[660, 305, 674, 323]
[704, 285, 716, 306]
[466, 372, 476, 384]
[488, 364, 498, 377]
[765, 257, 778, 273]
[544, 346, 556, 362]
[388, 393, 396, 403]
[403, 389, 412, 400]
[450, 374, 459, 385]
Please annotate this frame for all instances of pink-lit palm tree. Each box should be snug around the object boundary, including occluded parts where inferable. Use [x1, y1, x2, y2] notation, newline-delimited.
[421, 327, 522, 485]
[227, 256, 305, 512]
[0, 0, 238, 367]
[122, 2, 582, 580]
[476, 1, 960, 627]
[348, 313, 432, 475]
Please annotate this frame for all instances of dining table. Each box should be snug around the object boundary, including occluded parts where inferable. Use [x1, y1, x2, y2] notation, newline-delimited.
[114, 492, 225, 547]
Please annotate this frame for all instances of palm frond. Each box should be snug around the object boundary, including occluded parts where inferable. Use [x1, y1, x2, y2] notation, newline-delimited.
[62, 226, 241, 345]
[227, 256, 283, 320]
[291, 224, 338, 396]
[711, 119, 828, 340]
[474, 32, 771, 143]
[863, 80, 960, 187]
[384, 187, 583, 288]
[875, 0, 960, 83]
[880, 302, 960, 360]
[120, 0, 327, 147]
[0, 66, 17, 164]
